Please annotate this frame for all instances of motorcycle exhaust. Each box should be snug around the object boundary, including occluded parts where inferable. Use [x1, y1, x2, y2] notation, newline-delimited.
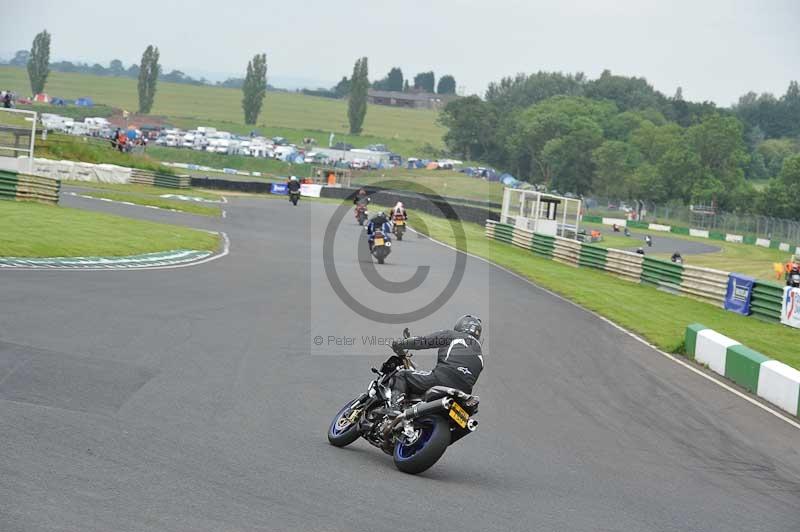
[384, 397, 453, 436]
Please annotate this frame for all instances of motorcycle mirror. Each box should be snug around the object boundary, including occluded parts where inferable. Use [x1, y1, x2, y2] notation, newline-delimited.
[402, 327, 410, 339]
[371, 367, 379, 374]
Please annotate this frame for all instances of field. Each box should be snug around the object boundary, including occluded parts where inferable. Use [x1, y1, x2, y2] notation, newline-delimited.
[353, 167, 505, 203]
[0, 66, 445, 156]
[0, 200, 218, 257]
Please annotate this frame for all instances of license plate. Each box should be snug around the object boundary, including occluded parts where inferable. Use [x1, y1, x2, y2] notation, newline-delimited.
[449, 402, 469, 428]
[374, 237, 384, 246]
[395, 220, 405, 226]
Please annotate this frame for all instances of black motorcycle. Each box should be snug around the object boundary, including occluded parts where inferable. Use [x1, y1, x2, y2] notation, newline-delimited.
[327, 328, 480, 474]
[788, 270, 800, 288]
[289, 191, 300, 206]
[370, 229, 392, 264]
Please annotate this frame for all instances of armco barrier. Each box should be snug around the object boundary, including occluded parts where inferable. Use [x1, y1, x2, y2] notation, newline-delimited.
[484, 220, 787, 322]
[0, 170, 59, 205]
[641, 257, 683, 292]
[686, 324, 799, 417]
[751, 281, 784, 322]
[130, 169, 189, 189]
[680, 265, 728, 305]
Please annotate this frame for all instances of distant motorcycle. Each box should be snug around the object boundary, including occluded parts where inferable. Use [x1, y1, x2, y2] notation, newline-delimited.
[370, 228, 392, 264]
[327, 328, 480, 474]
[788, 268, 800, 288]
[355, 204, 368, 226]
[645, 235, 652, 247]
[289, 190, 300, 206]
[392, 216, 406, 241]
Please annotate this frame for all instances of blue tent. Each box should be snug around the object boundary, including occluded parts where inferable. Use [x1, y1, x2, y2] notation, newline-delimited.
[51, 97, 66, 106]
[75, 97, 93, 107]
[500, 173, 518, 187]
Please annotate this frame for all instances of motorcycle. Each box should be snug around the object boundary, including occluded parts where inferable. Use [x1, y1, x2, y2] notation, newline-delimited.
[327, 328, 480, 474]
[289, 190, 300, 206]
[788, 270, 800, 288]
[370, 229, 392, 264]
[355, 204, 368, 226]
[645, 235, 652, 247]
[392, 216, 406, 241]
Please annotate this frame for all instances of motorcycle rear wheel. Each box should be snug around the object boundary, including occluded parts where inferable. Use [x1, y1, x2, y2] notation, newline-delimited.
[393, 415, 450, 474]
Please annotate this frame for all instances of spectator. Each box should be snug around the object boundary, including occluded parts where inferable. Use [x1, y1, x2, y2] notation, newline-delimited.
[2, 91, 12, 109]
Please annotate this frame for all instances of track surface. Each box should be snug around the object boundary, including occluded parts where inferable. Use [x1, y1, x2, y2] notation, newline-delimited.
[620, 231, 721, 255]
[1, 196, 799, 531]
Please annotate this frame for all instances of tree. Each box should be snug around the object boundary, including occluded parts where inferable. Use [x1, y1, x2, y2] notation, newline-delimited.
[592, 140, 641, 197]
[10, 50, 30, 67]
[439, 96, 496, 160]
[348, 57, 368, 134]
[27, 30, 51, 95]
[541, 116, 604, 194]
[333, 76, 351, 98]
[437, 75, 456, 94]
[413, 71, 435, 92]
[403, 80, 410, 92]
[109, 59, 125, 76]
[137, 45, 160, 113]
[242, 53, 268, 125]
[373, 67, 403, 92]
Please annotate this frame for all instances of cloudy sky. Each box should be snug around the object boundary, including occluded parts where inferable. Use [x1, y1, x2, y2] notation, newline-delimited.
[1, 0, 797, 105]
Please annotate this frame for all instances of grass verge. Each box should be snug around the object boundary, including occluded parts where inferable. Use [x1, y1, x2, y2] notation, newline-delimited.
[64, 180, 221, 200]
[0, 201, 218, 257]
[406, 211, 800, 370]
[73, 190, 220, 216]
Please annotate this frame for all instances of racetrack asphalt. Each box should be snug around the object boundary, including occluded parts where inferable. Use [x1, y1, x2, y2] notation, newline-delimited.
[619, 230, 721, 255]
[1, 194, 798, 532]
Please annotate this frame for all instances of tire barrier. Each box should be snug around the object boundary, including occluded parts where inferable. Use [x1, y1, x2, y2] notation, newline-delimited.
[751, 281, 784, 322]
[0, 170, 60, 205]
[130, 169, 190, 189]
[485, 220, 787, 324]
[685, 324, 800, 417]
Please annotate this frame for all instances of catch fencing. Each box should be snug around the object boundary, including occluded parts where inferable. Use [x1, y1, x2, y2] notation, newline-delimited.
[485, 220, 785, 322]
[0, 169, 60, 205]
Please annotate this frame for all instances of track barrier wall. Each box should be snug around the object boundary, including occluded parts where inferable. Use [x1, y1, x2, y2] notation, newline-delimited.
[485, 220, 785, 324]
[130, 169, 190, 189]
[0, 169, 59, 205]
[685, 324, 800, 417]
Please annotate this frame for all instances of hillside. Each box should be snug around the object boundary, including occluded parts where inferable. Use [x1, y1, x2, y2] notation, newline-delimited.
[0, 66, 445, 156]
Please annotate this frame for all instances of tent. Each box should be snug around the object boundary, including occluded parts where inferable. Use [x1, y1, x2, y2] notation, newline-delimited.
[51, 97, 66, 106]
[500, 173, 518, 187]
[426, 162, 439, 170]
[33, 93, 50, 103]
[75, 97, 94, 107]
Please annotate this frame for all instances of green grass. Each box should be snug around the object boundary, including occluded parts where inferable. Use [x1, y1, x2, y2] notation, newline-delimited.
[405, 211, 800, 370]
[0, 66, 445, 156]
[351, 169, 505, 204]
[581, 221, 792, 281]
[0, 200, 218, 257]
[36, 134, 168, 173]
[75, 190, 220, 216]
[16, 102, 115, 121]
[64, 180, 221, 200]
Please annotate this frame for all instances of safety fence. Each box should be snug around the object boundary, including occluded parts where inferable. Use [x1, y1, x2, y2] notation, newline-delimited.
[485, 220, 787, 322]
[0, 169, 60, 205]
[130, 169, 190, 189]
[582, 215, 800, 257]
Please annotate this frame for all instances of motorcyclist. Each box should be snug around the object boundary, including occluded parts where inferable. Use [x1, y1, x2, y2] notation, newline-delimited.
[636, 247, 645, 255]
[366, 211, 392, 251]
[787, 264, 800, 287]
[671, 251, 683, 264]
[353, 188, 370, 220]
[287, 175, 301, 194]
[645, 234, 652, 247]
[389, 315, 484, 404]
[390, 201, 408, 223]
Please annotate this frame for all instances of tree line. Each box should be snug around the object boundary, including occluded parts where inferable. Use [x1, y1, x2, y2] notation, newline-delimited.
[440, 70, 800, 220]
[304, 67, 456, 99]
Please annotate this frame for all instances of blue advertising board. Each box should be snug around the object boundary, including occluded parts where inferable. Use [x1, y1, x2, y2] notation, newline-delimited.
[724, 273, 754, 315]
[270, 183, 288, 195]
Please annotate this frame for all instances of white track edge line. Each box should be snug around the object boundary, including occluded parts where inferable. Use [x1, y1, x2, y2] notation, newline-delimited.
[2, 232, 230, 272]
[407, 225, 800, 430]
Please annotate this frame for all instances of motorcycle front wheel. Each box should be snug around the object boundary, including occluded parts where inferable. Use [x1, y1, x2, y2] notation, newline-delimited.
[328, 397, 364, 447]
[393, 415, 450, 474]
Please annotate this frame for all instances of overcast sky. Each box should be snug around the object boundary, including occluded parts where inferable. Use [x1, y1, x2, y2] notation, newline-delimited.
[1, 0, 798, 106]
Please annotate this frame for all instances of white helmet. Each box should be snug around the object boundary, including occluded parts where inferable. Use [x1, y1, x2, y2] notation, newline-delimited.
[290, 175, 298, 181]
